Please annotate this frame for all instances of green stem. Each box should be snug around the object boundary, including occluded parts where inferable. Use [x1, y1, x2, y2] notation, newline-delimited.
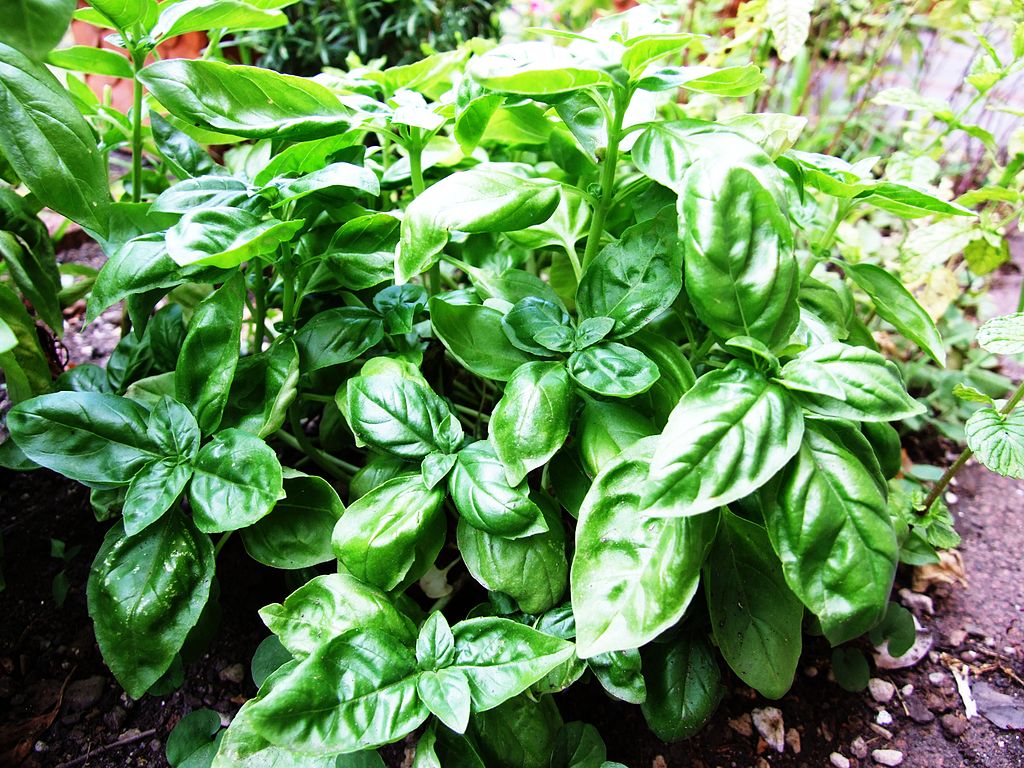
[817, 199, 854, 256]
[130, 47, 146, 204]
[214, 532, 233, 558]
[408, 137, 426, 196]
[251, 262, 267, 351]
[920, 377, 1024, 514]
[581, 88, 628, 272]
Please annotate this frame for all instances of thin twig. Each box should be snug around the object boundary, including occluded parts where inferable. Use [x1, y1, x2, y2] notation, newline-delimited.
[55, 728, 157, 768]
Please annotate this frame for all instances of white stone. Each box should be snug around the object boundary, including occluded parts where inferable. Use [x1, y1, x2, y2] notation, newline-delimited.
[751, 707, 785, 753]
[928, 672, 948, 685]
[851, 736, 868, 758]
[869, 678, 896, 703]
[830, 753, 851, 768]
[876, 709, 894, 726]
[872, 749, 904, 766]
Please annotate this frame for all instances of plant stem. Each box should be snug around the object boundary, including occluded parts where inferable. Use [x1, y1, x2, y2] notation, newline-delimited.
[251, 262, 267, 351]
[130, 47, 146, 204]
[214, 532, 232, 557]
[920, 377, 1024, 514]
[407, 136, 441, 294]
[581, 88, 628, 272]
[282, 413, 349, 481]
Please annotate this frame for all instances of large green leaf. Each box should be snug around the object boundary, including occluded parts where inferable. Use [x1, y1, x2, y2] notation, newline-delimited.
[965, 407, 1024, 479]
[705, 511, 802, 699]
[449, 618, 576, 711]
[293, 307, 384, 373]
[488, 361, 573, 485]
[259, 573, 417, 657]
[45, 45, 133, 77]
[87, 513, 214, 698]
[575, 212, 682, 338]
[577, 399, 656, 476]
[139, 59, 354, 140]
[571, 438, 718, 658]
[468, 695, 562, 768]
[844, 262, 945, 366]
[218, 338, 299, 439]
[345, 372, 462, 459]
[151, 0, 286, 43]
[122, 457, 192, 536]
[397, 169, 560, 282]
[682, 159, 799, 349]
[977, 312, 1024, 355]
[331, 474, 445, 591]
[150, 112, 219, 180]
[188, 428, 283, 533]
[175, 273, 244, 435]
[644, 362, 803, 516]
[7, 392, 159, 486]
[0, 42, 110, 233]
[241, 472, 344, 569]
[566, 343, 660, 399]
[85, 0, 152, 29]
[429, 297, 537, 381]
[0, 0, 75, 59]
[166, 207, 304, 269]
[467, 41, 613, 95]
[762, 419, 898, 644]
[0, 190, 62, 331]
[779, 342, 925, 421]
[248, 629, 428, 754]
[640, 630, 723, 742]
[449, 440, 548, 538]
[0, 283, 52, 403]
[152, 176, 250, 214]
[456, 496, 567, 614]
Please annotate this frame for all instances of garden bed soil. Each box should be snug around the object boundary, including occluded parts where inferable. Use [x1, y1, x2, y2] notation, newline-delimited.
[2, 245, 1024, 768]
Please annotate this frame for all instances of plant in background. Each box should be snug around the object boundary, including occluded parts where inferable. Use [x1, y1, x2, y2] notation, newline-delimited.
[236, 0, 504, 75]
[0, 2, 1009, 764]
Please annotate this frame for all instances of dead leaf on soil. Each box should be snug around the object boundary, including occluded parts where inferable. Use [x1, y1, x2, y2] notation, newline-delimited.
[0, 672, 71, 766]
[913, 549, 967, 592]
[973, 680, 1024, 730]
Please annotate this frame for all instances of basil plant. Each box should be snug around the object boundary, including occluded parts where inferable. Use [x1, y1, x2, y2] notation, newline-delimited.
[0, 4, 975, 764]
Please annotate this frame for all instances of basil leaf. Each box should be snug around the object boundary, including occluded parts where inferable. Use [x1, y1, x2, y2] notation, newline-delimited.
[637, 64, 764, 95]
[644, 362, 803, 516]
[0, 283, 54, 403]
[248, 629, 428, 754]
[175, 273, 244, 435]
[188, 428, 284, 533]
[488, 361, 574, 485]
[682, 158, 799, 349]
[429, 297, 537, 381]
[977, 312, 1024, 355]
[576, 212, 682, 338]
[417, 668, 472, 734]
[219, 338, 299, 439]
[269, 162, 379, 206]
[855, 181, 975, 219]
[241, 472, 344, 569]
[152, 176, 250, 214]
[122, 457, 191, 536]
[468, 694, 562, 768]
[86, 0, 152, 29]
[571, 438, 718, 658]
[844, 262, 945, 366]
[294, 307, 384, 373]
[345, 372, 462, 459]
[139, 59, 355, 140]
[588, 650, 646, 705]
[467, 41, 614, 95]
[259, 573, 417, 657]
[965, 407, 1024, 479]
[0, 191, 62, 331]
[303, 213, 399, 293]
[449, 440, 548, 538]
[150, 112, 219, 180]
[167, 207, 304, 269]
[640, 630, 724, 742]
[550, 722, 606, 768]
[567, 342, 660, 399]
[457, 495, 568, 614]
[705, 510, 803, 699]
[87, 513, 214, 698]
[762, 419, 898, 644]
[46, 45, 132, 78]
[0, 0, 75, 59]
[146, 395, 201, 459]
[501, 297, 572, 357]
[577, 399, 656, 476]
[449, 617, 575, 712]
[7, 392, 160, 487]
[151, 0, 286, 43]
[331, 474, 446, 591]
[0, 42, 110, 233]
[397, 169, 559, 282]
[780, 342, 924, 421]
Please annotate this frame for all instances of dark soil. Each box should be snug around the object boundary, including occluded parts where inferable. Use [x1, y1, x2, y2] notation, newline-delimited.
[3, 241, 1024, 768]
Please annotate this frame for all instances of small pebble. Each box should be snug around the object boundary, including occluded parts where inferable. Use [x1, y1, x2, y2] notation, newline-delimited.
[941, 713, 968, 738]
[751, 707, 785, 753]
[947, 629, 968, 646]
[876, 709, 893, 726]
[963, 650, 979, 661]
[851, 736, 869, 758]
[901, 684, 914, 696]
[872, 748, 904, 766]
[869, 723, 894, 740]
[830, 753, 851, 768]
[804, 665, 819, 678]
[985, 637, 996, 648]
[907, 697, 936, 724]
[945, 491, 958, 504]
[727, 713, 753, 737]
[785, 727, 801, 755]
[869, 678, 896, 703]
[928, 672, 948, 685]
[1004, 646, 1016, 656]
[219, 663, 245, 684]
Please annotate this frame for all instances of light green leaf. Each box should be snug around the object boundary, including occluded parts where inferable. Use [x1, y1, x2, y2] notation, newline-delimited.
[167, 207, 303, 269]
[977, 313, 1024, 355]
[766, 0, 812, 62]
[966, 407, 1024, 479]
[152, 0, 286, 43]
[467, 41, 613, 95]
[46, 45, 132, 77]
[429, 297, 537, 382]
